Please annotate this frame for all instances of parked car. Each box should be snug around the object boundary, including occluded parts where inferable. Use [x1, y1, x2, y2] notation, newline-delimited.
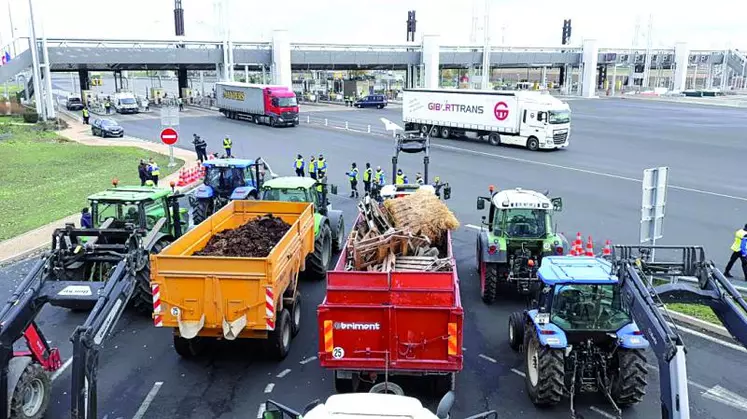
[66, 96, 84, 111]
[91, 118, 124, 138]
[354, 94, 388, 109]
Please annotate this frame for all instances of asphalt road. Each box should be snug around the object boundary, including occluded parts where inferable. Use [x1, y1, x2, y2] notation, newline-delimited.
[4, 93, 747, 418]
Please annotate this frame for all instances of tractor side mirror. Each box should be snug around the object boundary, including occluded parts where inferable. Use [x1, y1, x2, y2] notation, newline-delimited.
[551, 197, 563, 212]
[477, 197, 485, 210]
[443, 185, 451, 200]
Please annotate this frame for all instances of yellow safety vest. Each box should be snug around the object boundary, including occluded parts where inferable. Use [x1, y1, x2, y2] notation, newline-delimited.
[731, 229, 747, 252]
[295, 159, 304, 169]
[223, 138, 232, 148]
[363, 168, 372, 182]
[348, 167, 358, 181]
[82, 109, 89, 117]
[150, 164, 160, 176]
[395, 174, 405, 184]
[308, 162, 316, 174]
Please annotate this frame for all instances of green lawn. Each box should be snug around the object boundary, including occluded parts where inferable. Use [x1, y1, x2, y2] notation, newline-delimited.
[0, 118, 182, 240]
[666, 303, 722, 325]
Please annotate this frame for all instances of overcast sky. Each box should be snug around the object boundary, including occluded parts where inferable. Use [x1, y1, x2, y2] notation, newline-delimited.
[2, 0, 745, 51]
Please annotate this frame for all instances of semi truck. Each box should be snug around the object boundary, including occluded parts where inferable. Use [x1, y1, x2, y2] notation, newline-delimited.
[216, 82, 300, 127]
[150, 200, 316, 360]
[402, 88, 571, 151]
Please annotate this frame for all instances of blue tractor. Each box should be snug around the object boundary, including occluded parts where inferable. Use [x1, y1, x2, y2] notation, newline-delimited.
[189, 158, 270, 225]
[507, 256, 649, 417]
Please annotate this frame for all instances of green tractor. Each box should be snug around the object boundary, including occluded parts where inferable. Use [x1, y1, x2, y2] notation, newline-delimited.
[260, 176, 344, 280]
[48, 183, 186, 311]
[475, 187, 567, 304]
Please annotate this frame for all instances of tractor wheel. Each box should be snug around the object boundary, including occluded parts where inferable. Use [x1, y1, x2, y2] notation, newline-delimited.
[10, 363, 50, 419]
[266, 308, 292, 360]
[611, 349, 648, 407]
[306, 223, 332, 280]
[173, 335, 208, 359]
[333, 216, 345, 253]
[508, 311, 525, 351]
[481, 263, 499, 305]
[290, 294, 302, 338]
[132, 240, 169, 315]
[191, 199, 211, 226]
[524, 329, 564, 406]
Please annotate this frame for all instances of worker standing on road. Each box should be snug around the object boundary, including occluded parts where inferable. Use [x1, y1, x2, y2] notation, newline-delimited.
[395, 169, 406, 185]
[308, 155, 317, 179]
[294, 154, 305, 177]
[375, 166, 386, 186]
[82, 107, 90, 125]
[725, 224, 747, 278]
[415, 173, 424, 185]
[177, 97, 184, 111]
[223, 136, 233, 158]
[316, 154, 327, 174]
[192, 134, 208, 163]
[362, 163, 373, 194]
[80, 208, 92, 228]
[148, 158, 160, 186]
[104, 97, 111, 114]
[316, 169, 327, 204]
[346, 163, 359, 198]
[138, 159, 149, 186]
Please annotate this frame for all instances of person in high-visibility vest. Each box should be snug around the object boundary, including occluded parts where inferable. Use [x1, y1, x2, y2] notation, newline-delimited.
[415, 172, 424, 185]
[346, 162, 359, 198]
[316, 170, 327, 204]
[395, 169, 405, 185]
[308, 155, 317, 179]
[375, 166, 385, 186]
[725, 224, 747, 278]
[147, 158, 160, 186]
[316, 153, 327, 174]
[223, 136, 233, 157]
[362, 162, 373, 194]
[82, 107, 90, 125]
[294, 154, 305, 177]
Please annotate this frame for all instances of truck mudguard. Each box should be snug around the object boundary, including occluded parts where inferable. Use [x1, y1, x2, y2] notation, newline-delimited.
[229, 186, 257, 200]
[615, 322, 650, 349]
[478, 232, 508, 263]
[193, 185, 215, 199]
[326, 210, 344, 241]
[527, 310, 567, 349]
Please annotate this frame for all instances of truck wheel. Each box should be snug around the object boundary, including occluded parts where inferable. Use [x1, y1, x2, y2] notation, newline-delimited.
[526, 136, 540, 151]
[488, 133, 501, 146]
[333, 216, 345, 252]
[434, 372, 456, 396]
[481, 263, 499, 304]
[440, 127, 451, 139]
[267, 308, 292, 360]
[174, 335, 208, 358]
[10, 363, 50, 419]
[270, 117, 277, 127]
[132, 240, 170, 315]
[306, 223, 332, 280]
[191, 199, 211, 226]
[508, 311, 525, 351]
[524, 330, 564, 406]
[610, 349, 648, 407]
[290, 294, 302, 337]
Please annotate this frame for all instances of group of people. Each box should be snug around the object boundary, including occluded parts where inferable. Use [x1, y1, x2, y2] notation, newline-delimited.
[192, 134, 234, 162]
[137, 158, 161, 186]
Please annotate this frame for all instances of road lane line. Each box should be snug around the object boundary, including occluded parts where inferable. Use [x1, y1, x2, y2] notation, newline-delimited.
[50, 358, 72, 382]
[132, 381, 163, 419]
[510, 368, 525, 378]
[668, 322, 747, 354]
[465, 224, 481, 231]
[299, 356, 317, 365]
[256, 403, 266, 419]
[264, 383, 275, 394]
[276, 368, 291, 378]
[478, 354, 497, 363]
[589, 406, 617, 419]
[703, 385, 747, 412]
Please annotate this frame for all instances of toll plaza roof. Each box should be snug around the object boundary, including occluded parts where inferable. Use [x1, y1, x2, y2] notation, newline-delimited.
[202, 158, 255, 168]
[538, 256, 618, 286]
[262, 176, 317, 189]
[87, 186, 172, 202]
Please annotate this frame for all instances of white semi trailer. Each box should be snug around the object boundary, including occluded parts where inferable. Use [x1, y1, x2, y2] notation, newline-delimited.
[402, 89, 571, 151]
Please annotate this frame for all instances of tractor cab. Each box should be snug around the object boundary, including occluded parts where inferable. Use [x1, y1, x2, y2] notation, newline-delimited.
[88, 185, 185, 236]
[260, 176, 335, 216]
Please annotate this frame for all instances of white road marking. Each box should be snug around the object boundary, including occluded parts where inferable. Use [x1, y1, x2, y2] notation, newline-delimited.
[668, 322, 747, 354]
[299, 356, 317, 365]
[276, 368, 291, 378]
[50, 358, 73, 382]
[264, 383, 275, 393]
[510, 368, 526, 378]
[462, 347, 467, 351]
[465, 224, 481, 231]
[132, 381, 164, 419]
[703, 385, 747, 412]
[478, 354, 497, 363]
[256, 403, 266, 419]
[432, 143, 747, 202]
[589, 406, 617, 419]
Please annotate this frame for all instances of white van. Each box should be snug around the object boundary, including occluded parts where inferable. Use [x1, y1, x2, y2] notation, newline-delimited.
[112, 92, 139, 114]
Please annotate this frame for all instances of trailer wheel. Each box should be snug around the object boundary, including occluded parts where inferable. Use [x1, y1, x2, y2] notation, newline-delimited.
[526, 136, 540, 151]
[610, 349, 648, 407]
[10, 363, 50, 419]
[267, 308, 292, 360]
[481, 263, 499, 304]
[370, 381, 405, 396]
[333, 216, 345, 253]
[132, 239, 170, 314]
[306, 223, 332, 280]
[524, 329, 564, 406]
[290, 294, 302, 337]
[488, 133, 501, 146]
[508, 312, 525, 351]
[440, 127, 451, 139]
[173, 335, 208, 358]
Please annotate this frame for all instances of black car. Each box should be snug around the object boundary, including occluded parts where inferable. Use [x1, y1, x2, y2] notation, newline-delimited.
[91, 118, 124, 138]
[66, 97, 84, 111]
[354, 94, 388, 109]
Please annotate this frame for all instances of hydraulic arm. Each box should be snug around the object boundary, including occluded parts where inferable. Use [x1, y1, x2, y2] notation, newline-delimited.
[391, 132, 430, 184]
[611, 245, 747, 419]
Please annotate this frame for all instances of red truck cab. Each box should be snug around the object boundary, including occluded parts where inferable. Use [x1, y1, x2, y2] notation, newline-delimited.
[264, 86, 299, 126]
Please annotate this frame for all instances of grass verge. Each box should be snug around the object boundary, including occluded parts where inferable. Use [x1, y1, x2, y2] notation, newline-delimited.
[666, 303, 721, 325]
[0, 117, 182, 240]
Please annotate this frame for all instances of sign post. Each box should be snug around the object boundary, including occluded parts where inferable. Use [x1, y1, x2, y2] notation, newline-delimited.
[640, 166, 669, 261]
[160, 106, 180, 167]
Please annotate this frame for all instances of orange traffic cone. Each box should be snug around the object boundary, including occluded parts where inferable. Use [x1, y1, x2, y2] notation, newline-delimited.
[574, 232, 583, 256]
[176, 168, 187, 187]
[585, 236, 594, 257]
[602, 240, 612, 257]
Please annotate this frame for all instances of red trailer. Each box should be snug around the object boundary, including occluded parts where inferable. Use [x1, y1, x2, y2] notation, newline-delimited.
[317, 228, 463, 395]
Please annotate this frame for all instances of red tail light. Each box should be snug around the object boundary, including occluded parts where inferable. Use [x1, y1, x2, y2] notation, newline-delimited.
[555, 246, 563, 255]
[527, 259, 535, 267]
[488, 245, 497, 255]
[632, 330, 643, 335]
[540, 329, 555, 335]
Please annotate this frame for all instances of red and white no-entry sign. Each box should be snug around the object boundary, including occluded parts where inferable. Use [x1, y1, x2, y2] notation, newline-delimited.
[160, 127, 178, 145]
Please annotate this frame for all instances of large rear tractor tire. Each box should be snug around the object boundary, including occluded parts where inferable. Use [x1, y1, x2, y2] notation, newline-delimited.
[191, 199, 211, 226]
[611, 349, 648, 407]
[267, 308, 292, 360]
[132, 240, 170, 315]
[524, 330, 564, 407]
[481, 263, 499, 305]
[508, 311, 525, 351]
[306, 223, 332, 280]
[10, 363, 50, 419]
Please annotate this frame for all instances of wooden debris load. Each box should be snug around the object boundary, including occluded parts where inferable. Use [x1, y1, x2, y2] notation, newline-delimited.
[345, 191, 459, 272]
